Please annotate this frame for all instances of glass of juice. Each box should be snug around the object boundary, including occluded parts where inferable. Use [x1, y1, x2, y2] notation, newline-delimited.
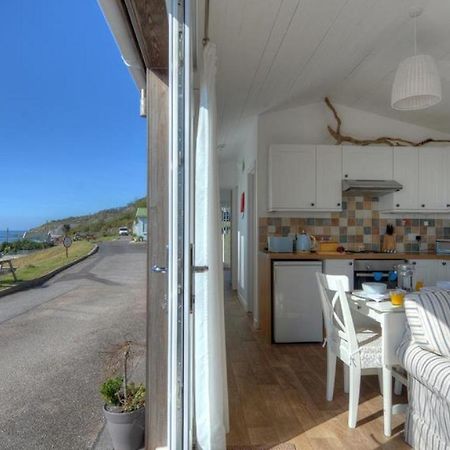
[415, 280, 424, 291]
[390, 290, 406, 306]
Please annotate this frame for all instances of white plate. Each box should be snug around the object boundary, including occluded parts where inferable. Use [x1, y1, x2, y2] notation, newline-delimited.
[352, 290, 390, 302]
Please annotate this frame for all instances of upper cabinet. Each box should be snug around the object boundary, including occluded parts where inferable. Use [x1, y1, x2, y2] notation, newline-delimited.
[268, 145, 316, 211]
[268, 144, 342, 212]
[316, 145, 342, 210]
[342, 146, 393, 180]
[268, 144, 450, 213]
[418, 147, 447, 211]
[379, 147, 419, 211]
[379, 147, 450, 213]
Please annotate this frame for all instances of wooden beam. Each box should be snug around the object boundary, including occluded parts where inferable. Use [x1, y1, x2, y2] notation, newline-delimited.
[125, 0, 168, 73]
[146, 67, 169, 449]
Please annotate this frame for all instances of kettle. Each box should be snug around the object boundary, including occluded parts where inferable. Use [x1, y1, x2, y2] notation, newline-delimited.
[296, 231, 317, 252]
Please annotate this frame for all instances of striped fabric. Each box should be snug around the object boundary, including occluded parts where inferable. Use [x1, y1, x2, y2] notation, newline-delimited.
[405, 291, 450, 357]
[398, 291, 450, 450]
[398, 342, 450, 450]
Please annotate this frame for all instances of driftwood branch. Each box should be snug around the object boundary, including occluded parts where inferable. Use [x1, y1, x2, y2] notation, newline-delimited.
[325, 97, 450, 147]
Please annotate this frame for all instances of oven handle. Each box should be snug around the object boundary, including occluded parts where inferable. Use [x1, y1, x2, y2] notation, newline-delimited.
[355, 272, 391, 277]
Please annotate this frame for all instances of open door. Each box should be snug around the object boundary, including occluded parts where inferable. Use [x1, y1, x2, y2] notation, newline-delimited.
[146, 0, 194, 448]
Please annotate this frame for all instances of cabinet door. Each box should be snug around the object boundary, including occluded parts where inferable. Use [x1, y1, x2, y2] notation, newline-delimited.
[418, 148, 447, 210]
[323, 259, 354, 291]
[410, 260, 436, 287]
[436, 260, 450, 282]
[316, 145, 342, 210]
[268, 145, 316, 211]
[391, 147, 419, 210]
[343, 146, 393, 180]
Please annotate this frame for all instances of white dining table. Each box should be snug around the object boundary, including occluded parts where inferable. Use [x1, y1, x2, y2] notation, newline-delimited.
[348, 293, 407, 437]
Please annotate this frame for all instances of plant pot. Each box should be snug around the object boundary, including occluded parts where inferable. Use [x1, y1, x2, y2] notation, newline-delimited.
[103, 405, 145, 450]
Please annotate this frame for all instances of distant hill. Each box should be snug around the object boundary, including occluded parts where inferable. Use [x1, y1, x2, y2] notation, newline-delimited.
[31, 198, 147, 236]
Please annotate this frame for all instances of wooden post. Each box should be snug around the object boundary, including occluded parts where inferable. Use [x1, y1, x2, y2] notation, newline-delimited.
[146, 68, 169, 450]
[120, 2, 169, 448]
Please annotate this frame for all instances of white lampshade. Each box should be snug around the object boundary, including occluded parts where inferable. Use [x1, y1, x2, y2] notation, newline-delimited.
[391, 54, 442, 110]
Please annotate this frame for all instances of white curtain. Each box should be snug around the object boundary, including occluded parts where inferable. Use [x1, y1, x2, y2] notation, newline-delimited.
[194, 42, 229, 450]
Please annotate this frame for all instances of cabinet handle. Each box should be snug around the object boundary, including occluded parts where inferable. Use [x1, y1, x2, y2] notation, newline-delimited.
[349, 262, 353, 266]
[344, 174, 348, 178]
[337, 203, 341, 207]
[396, 204, 400, 207]
[421, 204, 425, 208]
[311, 202, 315, 207]
[447, 204, 450, 208]
[443, 262, 447, 266]
[412, 261, 416, 265]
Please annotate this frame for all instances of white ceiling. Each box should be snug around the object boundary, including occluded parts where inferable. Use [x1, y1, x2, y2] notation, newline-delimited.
[209, 0, 450, 152]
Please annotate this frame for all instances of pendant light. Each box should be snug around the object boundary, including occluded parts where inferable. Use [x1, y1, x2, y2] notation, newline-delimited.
[391, 7, 442, 111]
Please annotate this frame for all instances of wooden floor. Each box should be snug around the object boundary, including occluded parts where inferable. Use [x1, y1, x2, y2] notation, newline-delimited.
[224, 275, 410, 450]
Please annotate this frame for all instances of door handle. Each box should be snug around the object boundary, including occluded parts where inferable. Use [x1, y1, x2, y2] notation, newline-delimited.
[193, 265, 209, 273]
[152, 265, 167, 274]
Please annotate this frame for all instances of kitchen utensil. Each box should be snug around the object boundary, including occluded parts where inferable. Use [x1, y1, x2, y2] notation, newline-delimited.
[397, 263, 414, 291]
[296, 231, 317, 252]
[362, 282, 387, 294]
[382, 224, 396, 252]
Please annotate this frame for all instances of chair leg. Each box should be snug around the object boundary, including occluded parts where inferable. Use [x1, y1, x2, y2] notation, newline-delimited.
[394, 379, 402, 396]
[326, 349, 337, 401]
[377, 368, 383, 396]
[344, 364, 349, 394]
[348, 365, 361, 428]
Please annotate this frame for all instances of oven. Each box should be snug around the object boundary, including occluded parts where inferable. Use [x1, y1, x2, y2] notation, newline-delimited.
[353, 259, 406, 290]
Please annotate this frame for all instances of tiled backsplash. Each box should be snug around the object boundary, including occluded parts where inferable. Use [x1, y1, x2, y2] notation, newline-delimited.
[259, 196, 450, 252]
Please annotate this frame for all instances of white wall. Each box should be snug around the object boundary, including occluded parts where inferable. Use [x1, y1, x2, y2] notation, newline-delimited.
[258, 101, 450, 217]
[219, 116, 258, 315]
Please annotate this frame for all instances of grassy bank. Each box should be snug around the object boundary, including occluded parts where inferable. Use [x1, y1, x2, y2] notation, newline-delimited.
[0, 241, 95, 287]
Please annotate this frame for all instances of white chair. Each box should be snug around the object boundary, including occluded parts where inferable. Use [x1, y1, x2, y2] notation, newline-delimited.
[316, 273, 384, 428]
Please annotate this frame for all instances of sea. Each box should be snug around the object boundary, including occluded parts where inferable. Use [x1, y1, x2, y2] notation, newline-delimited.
[0, 230, 26, 244]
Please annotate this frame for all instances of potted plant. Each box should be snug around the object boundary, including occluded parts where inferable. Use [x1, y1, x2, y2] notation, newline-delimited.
[100, 341, 145, 450]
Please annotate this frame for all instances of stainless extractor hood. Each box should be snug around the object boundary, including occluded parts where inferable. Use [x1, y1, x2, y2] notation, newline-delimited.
[342, 179, 403, 196]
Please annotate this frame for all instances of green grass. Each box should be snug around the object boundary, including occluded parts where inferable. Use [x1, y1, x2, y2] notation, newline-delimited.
[0, 241, 95, 288]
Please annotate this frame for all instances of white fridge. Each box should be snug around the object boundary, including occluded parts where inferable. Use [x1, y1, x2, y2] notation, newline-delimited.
[273, 261, 323, 343]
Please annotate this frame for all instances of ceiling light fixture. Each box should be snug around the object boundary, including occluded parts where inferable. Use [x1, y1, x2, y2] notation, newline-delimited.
[391, 7, 442, 111]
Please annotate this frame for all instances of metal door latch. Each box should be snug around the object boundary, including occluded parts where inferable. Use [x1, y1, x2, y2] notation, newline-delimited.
[152, 265, 167, 274]
[193, 266, 208, 273]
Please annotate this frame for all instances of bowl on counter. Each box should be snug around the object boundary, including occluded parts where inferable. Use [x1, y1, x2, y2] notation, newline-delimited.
[362, 282, 387, 294]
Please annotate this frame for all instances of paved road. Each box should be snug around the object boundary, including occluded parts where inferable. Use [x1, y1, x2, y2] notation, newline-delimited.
[0, 239, 146, 449]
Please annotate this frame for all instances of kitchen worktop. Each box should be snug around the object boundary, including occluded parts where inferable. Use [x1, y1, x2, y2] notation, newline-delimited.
[260, 250, 450, 260]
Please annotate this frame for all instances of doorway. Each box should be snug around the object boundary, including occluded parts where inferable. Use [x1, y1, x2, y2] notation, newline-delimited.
[246, 170, 256, 314]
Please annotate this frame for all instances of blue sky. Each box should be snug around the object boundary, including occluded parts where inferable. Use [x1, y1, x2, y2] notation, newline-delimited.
[0, 1, 146, 230]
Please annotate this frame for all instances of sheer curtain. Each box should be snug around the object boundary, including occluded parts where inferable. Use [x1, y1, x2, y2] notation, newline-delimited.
[194, 42, 229, 450]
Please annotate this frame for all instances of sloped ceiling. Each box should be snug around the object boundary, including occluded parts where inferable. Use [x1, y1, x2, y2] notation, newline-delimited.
[209, 0, 450, 150]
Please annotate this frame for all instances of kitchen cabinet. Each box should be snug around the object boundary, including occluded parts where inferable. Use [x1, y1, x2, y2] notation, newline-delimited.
[434, 260, 450, 283]
[268, 144, 342, 212]
[409, 259, 450, 287]
[273, 261, 323, 343]
[379, 147, 419, 212]
[342, 146, 393, 181]
[323, 259, 354, 290]
[409, 260, 436, 287]
[268, 145, 316, 211]
[418, 147, 447, 211]
[316, 145, 343, 210]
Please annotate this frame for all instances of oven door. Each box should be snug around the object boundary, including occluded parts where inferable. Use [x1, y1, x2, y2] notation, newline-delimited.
[354, 271, 397, 290]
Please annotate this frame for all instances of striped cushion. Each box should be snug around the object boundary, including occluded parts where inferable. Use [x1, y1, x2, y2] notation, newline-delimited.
[404, 291, 450, 357]
[398, 341, 450, 402]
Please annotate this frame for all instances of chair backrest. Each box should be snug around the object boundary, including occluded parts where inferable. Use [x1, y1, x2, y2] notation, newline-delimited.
[316, 273, 358, 353]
